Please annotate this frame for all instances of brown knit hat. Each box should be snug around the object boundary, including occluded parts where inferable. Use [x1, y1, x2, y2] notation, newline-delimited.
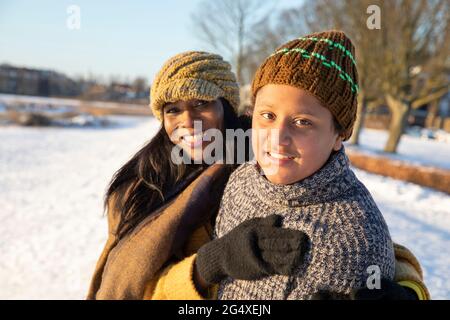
[252, 30, 359, 140]
[150, 51, 240, 122]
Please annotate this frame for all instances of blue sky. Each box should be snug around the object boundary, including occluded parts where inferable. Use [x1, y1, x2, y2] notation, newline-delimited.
[0, 0, 300, 83]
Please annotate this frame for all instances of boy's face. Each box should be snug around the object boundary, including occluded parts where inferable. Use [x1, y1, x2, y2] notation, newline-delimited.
[252, 84, 343, 185]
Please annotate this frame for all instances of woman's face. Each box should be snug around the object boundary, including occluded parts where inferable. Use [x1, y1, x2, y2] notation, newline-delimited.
[163, 98, 224, 162]
[252, 84, 343, 185]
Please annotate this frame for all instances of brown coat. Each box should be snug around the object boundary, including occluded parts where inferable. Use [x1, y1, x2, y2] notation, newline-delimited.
[86, 163, 234, 299]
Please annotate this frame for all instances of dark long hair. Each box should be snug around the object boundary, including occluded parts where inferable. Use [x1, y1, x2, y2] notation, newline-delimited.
[105, 98, 250, 240]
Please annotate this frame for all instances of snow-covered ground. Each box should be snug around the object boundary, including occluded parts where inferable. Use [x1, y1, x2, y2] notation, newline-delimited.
[0, 93, 148, 111]
[346, 128, 450, 170]
[353, 169, 450, 299]
[0, 118, 449, 299]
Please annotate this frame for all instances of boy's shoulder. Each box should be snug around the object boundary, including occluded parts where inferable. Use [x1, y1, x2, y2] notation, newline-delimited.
[327, 175, 387, 223]
[348, 175, 378, 205]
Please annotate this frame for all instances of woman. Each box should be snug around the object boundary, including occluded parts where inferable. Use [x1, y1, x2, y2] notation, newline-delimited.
[87, 51, 305, 299]
[87, 51, 429, 300]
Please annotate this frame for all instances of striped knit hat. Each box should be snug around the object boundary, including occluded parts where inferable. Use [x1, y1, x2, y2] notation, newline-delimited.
[150, 51, 240, 122]
[252, 30, 359, 140]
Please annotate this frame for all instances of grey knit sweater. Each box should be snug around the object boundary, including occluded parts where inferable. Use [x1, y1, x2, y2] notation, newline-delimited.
[214, 147, 395, 300]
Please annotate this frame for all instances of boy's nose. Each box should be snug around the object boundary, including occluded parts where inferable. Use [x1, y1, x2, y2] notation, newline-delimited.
[270, 122, 291, 146]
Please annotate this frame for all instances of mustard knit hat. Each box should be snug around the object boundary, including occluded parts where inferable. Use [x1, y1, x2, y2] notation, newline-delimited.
[252, 30, 359, 140]
[150, 51, 240, 121]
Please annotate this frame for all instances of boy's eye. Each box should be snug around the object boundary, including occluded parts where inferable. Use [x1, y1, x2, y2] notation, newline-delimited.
[260, 112, 275, 120]
[294, 118, 312, 126]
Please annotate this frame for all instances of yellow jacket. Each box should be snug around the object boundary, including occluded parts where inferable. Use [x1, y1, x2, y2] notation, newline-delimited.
[144, 223, 430, 300]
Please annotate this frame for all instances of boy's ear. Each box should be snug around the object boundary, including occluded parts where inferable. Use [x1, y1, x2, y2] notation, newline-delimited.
[332, 135, 344, 151]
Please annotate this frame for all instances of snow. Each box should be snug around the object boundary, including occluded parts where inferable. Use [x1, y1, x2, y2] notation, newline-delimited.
[0, 93, 83, 108]
[0, 117, 449, 299]
[352, 169, 450, 300]
[346, 128, 450, 170]
[0, 93, 147, 111]
[0, 116, 160, 300]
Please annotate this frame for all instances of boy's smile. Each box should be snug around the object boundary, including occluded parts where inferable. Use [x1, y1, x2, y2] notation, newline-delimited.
[252, 84, 344, 185]
[263, 148, 299, 166]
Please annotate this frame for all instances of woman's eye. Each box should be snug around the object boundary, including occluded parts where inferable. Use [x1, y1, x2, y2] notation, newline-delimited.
[261, 112, 275, 120]
[194, 100, 208, 108]
[165, 107, 179, 114]
[295, 118, 312, 126]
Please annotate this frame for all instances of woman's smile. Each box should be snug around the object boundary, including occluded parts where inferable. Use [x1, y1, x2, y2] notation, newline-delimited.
[179, 132, 205, 148]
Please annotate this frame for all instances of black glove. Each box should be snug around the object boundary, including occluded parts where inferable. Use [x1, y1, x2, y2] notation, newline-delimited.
[309, 290, 351, 300]
[354, 278, 419, 300]
[195, 214, 309, 285]
[309, 278, 418, 300]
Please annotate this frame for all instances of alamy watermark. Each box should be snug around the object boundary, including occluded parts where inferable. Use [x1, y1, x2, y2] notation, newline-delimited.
[366, 265, 382, 289]
[367, 5, 381, 30]
[168, 120, 292, 176]
[66, 5, 81, 30]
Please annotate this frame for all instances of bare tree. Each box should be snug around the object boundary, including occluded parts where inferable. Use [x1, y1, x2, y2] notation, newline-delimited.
[378, 0, 450, 152]
[281, 0, 384, 145]
[266, 0, 449, 152]
[191, 0, 275, 85]
[132, 76, 148, 92]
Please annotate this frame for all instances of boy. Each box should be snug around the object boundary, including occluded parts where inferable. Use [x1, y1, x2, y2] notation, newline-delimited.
[213, 30, 395, 299]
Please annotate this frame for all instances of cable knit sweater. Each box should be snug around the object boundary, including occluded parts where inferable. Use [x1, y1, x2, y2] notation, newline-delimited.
[214, 147, 396, 300]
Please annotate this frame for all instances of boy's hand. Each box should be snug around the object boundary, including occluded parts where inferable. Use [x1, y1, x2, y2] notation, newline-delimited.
[309, 278, 419, 300]
[195, 214, 309, 285]
[353, 278, 419, 300]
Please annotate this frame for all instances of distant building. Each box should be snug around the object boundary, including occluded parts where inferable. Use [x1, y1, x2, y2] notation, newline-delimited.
[0, 64, 81, 97]
[0, 64, 149, 104]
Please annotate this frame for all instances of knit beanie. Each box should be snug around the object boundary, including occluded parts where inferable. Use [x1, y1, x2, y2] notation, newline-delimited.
[252, 30, 359, 140]
[150, 51, 240, 121]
